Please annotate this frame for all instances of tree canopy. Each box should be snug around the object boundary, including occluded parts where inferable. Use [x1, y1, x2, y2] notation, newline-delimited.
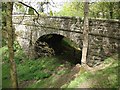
[55, 0, 120, 19]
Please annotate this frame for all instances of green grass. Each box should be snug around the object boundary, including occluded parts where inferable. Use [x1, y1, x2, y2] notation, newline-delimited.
[63, 54, 119, 88]
[1, 45, 119, 88]
[2, 45, 72, 88]
[17, 57, 63, 82]
[2, 63, 11, 88]
[0, 46, 10, 88]
[63, 71, 92, 88]
[28, 58, 72, 88]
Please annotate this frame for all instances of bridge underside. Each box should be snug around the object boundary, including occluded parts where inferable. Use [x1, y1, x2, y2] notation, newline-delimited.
[34, 34, 82, 64]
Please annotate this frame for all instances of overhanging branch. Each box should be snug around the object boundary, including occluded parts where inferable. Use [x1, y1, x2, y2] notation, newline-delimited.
[18, 1, 40, 19]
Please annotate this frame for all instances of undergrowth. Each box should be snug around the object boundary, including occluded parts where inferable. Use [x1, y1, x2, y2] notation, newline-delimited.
[63, 54, 119, 88]
[1, 45, 119, 88]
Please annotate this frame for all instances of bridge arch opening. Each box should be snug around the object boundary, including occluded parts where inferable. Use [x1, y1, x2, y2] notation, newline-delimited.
[34, 34, 82, 64]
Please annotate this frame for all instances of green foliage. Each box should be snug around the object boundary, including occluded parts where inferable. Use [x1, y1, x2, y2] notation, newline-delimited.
[2, 64, 11, 88]
[55, 0, 120, 19]
[1, 47, 11, 88]
[2, 44, 118, 88]
[13, 41, 22, 51]
[62, 38, 79, 49]
[90, 2, 120, 19]
[2, 39, 7, 46]
[17, 57, 56, 81]
[66, 71, 92, 88]
[0, 46, 8, 56]
[0, 46, 9, 63]
[14, 3, 26, 14]
[2, 46, 67, 88]
[55, 1, 84, 17]
[2, 3, 7, 46]
[2, 45, 72, 88]
[65, 54, 118, 88]
[28, 7, 34, 15]
[49, 10, 53, 16]
[2, 2, 7, 25]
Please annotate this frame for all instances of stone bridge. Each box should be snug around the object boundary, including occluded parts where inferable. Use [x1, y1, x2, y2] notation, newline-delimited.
[13, 15, 120, 66]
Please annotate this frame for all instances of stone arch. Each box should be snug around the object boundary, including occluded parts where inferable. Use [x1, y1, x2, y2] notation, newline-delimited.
[33, 30, 81, 48]
[34, 33, 82, 64]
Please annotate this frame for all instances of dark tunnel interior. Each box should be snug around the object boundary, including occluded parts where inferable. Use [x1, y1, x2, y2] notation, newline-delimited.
[34, 34, 82, 64]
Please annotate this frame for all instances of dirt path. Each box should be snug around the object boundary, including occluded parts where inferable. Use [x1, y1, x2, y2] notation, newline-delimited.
[51, 64, 81, 88]
[78, 78, 97, 88]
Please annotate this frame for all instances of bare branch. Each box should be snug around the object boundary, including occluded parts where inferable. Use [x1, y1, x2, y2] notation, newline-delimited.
[18, 1, 40, 18]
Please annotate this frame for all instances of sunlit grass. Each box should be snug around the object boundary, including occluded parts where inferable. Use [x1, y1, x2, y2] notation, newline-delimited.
[2, 45, 119, 88]
[64, 54, 119, 88]
[2, 45, 72, 88]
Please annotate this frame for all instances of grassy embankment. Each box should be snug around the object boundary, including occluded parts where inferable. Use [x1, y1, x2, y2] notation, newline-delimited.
[1, 41, 119, 88]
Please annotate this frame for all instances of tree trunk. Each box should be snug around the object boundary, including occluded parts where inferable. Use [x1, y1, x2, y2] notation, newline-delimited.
[81, 0, 89, 65]
[6, 2, 18, 88]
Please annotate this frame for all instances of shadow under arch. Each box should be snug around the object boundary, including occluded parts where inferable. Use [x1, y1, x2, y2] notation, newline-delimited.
[34, 34, 82, 64]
